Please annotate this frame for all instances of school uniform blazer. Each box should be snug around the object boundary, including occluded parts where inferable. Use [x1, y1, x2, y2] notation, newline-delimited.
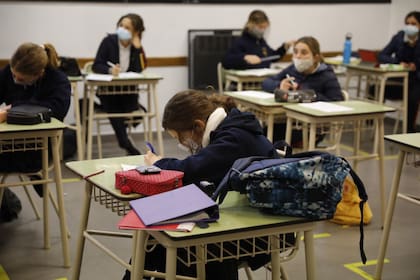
[262, 63, 343, 101]
[378, 30, 420, 81]
[154, 108, 278, 187]
[222, 30, 287, 70]
[0, 65, 71, 121]
[92, 34, 147, 74]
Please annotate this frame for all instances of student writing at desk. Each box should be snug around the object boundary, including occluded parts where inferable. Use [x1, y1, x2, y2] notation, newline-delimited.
[92, 13, 147, 155]
[0, 42, 71, 221]
[262, 36, 343, 144]
[376, 10, 420, 133]
[123, 90, 279, 280]
[222, 9, 294, 70]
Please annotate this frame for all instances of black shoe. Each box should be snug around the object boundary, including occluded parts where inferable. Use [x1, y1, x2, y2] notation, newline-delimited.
[124, 139, 141, 155]
[0, 188, 22, 222]
[29, 175, 43, 197]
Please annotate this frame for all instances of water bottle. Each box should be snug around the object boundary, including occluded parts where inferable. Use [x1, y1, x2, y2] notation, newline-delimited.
[343, 32, 353, 65]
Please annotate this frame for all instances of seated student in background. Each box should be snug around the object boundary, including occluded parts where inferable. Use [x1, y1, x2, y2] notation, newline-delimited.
[92, 13, 147, 155]
[0, 42, 71, 221]
[262, 36, 343, 143]
[222, 9, 294, 70]
[376, 10, 420, 133]
[122, 90, 279, 280]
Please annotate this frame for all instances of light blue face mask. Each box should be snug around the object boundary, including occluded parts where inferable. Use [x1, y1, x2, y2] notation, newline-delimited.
[403, 24, 419, 37]
[116, 27, 132, 41]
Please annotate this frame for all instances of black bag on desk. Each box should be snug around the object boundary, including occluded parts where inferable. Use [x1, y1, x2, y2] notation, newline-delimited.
[7, 104, 52, 125]
[274, 89, 317, 103]
[58, 56, 82, 77]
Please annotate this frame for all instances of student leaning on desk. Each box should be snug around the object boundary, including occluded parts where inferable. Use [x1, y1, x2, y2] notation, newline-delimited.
[92, 13, 147, 155]
[0, 42, 71, 221]
[262, 36, 344, 144]
[122, 90, 279, 280]
[222, 9, 295, 70]
[376, 10, 420, 133]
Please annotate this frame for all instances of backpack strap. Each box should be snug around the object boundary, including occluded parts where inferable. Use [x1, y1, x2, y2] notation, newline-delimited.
[212, 156, 268, 204]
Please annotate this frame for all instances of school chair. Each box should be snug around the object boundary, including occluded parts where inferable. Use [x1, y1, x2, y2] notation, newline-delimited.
[217, 62, 226, 94]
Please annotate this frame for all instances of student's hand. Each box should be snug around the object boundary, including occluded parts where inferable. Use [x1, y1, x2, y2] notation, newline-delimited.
[110, 64, 121, 76]
[144, 150, 162, 165]
[132, 34, 142, 49]
[401, 62, 416, 71]
[244, 55, 262, 65]
[279, 76, 298, 91]
[0, 105, 11, 123]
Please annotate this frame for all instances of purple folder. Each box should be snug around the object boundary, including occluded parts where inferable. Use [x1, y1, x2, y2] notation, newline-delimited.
[129, 184, 219, 226]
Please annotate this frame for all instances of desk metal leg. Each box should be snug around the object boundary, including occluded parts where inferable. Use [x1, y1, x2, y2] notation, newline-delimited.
[266, 114, 274, 142]
[285, 117, 293, 145]
[375, 150, 405, 279]
[308, 123, 317, 151]
[42, 136, 50, 249]
[196, 245, 206, 279]
[72, 182, 94, 279]
[151, 83, 164, 156]
[51, 133, 71, 267]
[377, 118, 386, 226]
[86, 88, 95, 160]
[271, 235, 281, 280]
[402, 76, 408, 133]
[304, 230, 316, 280]
[131, 231, 147, 280]
[165, 246, 177, 280]
[352, 120, 362, 170]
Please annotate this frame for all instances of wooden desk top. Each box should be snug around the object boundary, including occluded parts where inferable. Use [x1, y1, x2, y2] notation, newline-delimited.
[0, 118, 66, 133]
[384, 133, 420, 151]
[224, 91, 286, 107]
[282, 100, 395, 118]
[66, 155, 144, 200]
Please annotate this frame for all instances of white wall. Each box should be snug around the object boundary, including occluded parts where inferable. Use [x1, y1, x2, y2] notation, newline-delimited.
[0, 0, 418, 131]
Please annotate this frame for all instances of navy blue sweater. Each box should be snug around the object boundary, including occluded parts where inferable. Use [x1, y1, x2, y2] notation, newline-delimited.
[262, 63, 343, 101]
[222, 31, 287, 70]
[0, 65, 71, 121]
[378, 30, 420, 81]
[154, 108, 278, 187]
[93, 34, 146, 74]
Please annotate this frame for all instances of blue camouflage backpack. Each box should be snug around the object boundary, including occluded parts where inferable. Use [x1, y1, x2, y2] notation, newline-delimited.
[212, 150, 368, 264]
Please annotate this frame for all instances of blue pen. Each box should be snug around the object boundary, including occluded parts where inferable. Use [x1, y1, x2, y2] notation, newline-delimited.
[145, 141, 155, 154]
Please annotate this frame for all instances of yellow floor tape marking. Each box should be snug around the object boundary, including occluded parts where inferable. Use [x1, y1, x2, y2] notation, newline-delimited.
[344, 259, 390, 280]
[62, 177, 81, 184]
[301, 232, 331, 240]
[55, 278, 67, 280]
[0, 265, 10, 280]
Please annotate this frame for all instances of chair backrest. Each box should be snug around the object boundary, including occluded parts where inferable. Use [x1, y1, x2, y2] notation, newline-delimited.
[217, 62, 225, 94]
[341, 90, 350, 101]
[83, 61, 94, 74]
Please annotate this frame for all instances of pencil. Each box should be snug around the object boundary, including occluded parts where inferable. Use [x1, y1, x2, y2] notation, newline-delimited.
[83, 169, 105, 179]
[145, 141, 155, 154]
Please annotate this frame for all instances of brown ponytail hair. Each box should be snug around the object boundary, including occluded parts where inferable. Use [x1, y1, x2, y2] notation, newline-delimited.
[10, 42, 59, 76]
[162, 90, 237, 131]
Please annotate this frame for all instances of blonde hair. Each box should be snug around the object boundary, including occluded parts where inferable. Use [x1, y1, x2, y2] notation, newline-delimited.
[244, 10, 269, 31]
[10, 42, 59, 76]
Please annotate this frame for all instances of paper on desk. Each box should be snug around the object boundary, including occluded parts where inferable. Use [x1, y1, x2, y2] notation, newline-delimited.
[121, 164, 137, 171]
[236, 91, 274, 99]
[235, 68, 279, 77]
[298, 102, 353, 112]
[118, 72, 144, 79]
[86, 73, 113, 81]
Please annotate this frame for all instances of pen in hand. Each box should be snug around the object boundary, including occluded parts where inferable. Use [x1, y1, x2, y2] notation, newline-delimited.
[286, 74, 297, 88]
[107, 61, 116, 68]
[145, 141, 156, 154]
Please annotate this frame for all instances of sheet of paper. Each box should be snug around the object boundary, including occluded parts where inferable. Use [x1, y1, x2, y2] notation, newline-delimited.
[235, 68, 279, 77]
[121, 164, 137, 171]
[298, 102, 353, 112]
[86, 73, 113, 81]
[235, 91, 274, 99]
[118, 72, 144, 79]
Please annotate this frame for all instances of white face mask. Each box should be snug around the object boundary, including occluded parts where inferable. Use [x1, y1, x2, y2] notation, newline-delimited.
[403, 24, 419, 37]
[116, 27, 132, 41]
[178, 138, 201, 155]
[250, 27, 265, 39]
[293, 58, 314, 73]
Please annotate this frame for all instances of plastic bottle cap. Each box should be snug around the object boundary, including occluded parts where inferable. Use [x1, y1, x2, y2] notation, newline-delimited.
[345, 32, 353, 40]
